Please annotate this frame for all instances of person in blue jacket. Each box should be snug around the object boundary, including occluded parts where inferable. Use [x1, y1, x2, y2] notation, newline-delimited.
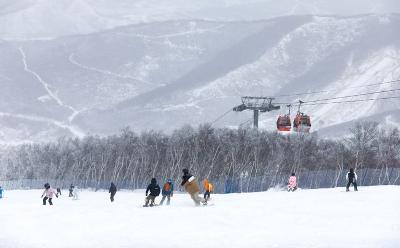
[160, 179, 174, 205]
[0, 186, 3, 199]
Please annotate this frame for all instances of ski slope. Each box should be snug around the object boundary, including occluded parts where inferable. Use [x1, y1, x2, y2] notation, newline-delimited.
[0, 186, 399, 247]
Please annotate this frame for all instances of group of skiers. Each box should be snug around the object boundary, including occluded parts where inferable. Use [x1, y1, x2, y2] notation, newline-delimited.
[142, 169, 214, 207]
[34, 168, 357, 206]
[286, 168, 358, 192]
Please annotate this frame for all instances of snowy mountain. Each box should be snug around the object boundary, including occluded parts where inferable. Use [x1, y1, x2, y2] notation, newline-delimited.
[0, 1, 400, 143]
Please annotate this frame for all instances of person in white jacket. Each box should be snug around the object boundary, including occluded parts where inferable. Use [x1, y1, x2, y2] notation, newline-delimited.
[73, 186, 80, 200]
[346, 168, 358, 192]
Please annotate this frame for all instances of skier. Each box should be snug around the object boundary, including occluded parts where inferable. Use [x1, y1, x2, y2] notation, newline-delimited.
[57, 188, 62, 196]
[288, 172, 297, 192]
[181, 168, 206, 206]
[0, 186, 3, 199]
[109, 182, 117, 202]
[160, 179, 174, 206]
[203, 179, 213, 202]
[346, 168, 358, 192]
[69, 184, 74, 197]
[144, 178, 161, 207]
[41, 183, 58, 205]
[73, 186, 80, 200]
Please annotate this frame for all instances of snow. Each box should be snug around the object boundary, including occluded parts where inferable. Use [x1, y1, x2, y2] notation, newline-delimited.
[1, 0, 399, 40]
[0, 186, 399, 247]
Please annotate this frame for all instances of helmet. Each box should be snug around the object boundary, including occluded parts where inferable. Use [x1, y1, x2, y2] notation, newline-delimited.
[182, 168, 189, 174]
[151, 178, 157, 184]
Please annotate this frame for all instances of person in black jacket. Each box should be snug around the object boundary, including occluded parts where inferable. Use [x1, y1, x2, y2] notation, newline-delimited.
[69, 184, 74, 197]
[109, 182, 117, 202]
[144, 178, 161, 207]
[346, 168, 358, 192]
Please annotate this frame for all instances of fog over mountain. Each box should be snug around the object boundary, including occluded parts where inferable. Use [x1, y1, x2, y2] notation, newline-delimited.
[0, 0, 399, 143]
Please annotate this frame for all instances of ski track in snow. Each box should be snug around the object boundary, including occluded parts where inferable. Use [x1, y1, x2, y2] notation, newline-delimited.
[68, 53, 155, 86]
[0, 112, 85, 138]
[19, 47, 84, 124]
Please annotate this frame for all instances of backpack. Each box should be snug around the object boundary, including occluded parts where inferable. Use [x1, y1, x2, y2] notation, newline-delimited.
[163, 183, 171, 192]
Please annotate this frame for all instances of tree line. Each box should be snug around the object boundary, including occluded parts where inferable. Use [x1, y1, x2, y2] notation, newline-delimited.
[0, 121, 399, 191]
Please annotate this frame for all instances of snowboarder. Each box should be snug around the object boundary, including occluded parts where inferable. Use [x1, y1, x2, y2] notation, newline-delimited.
[203, 179, 213, 202]
[69, 184, 74, 197]
[0, 186, 3, 199]
[57, 188, 62, 196]
[288, 172, 297, 192]
[160, 179, 174, 206]
[346, 168, 358, 192]
[144, 178, 161, 207]
[181, 168, 206, 206]
[41, 183, 58, 205]
[109, 182, 117, 202]
[73, 186, 80, 200]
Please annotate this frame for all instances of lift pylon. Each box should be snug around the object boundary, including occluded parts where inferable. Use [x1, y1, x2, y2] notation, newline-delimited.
[233, 96, 280, 128]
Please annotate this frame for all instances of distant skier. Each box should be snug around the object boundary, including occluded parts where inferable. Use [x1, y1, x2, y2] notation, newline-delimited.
[203, 179, 213, 202]
[181, 168, 206, 206]
[57, 188, 62, 196]
[0, 186, 3, 199]
[346, 168, 358, 192]
[109, 182, 117, 202]
[69, 184, 74, 197]
[160, 179, 174, 206]
[73, 186, 80, 200]
[144, 178, 161, 207]
[41, 183, 58, 205]
[288, 172, 297, 192]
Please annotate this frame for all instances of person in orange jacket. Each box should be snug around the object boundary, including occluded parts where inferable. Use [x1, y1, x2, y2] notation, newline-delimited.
[203, 179, 213, 202]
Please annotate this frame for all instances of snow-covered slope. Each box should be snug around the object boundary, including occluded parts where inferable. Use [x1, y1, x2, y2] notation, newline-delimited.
[0, 2, 400, 143]
[76, 14, 400, 136]
[0, 0, 399, 40]
[0, 186, 399, 247]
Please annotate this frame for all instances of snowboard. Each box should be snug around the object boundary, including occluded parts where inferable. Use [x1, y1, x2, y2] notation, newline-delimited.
[142, 204, 159, 207]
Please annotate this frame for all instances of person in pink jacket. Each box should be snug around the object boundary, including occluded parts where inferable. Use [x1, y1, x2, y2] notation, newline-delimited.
[288, 172, 297, 192]
[41, 183, 58, 205]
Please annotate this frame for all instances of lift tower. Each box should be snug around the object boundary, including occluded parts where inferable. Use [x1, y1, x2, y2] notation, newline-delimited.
[233, 96, 280, 128]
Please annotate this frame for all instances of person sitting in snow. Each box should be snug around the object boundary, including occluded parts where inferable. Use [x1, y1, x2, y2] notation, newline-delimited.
[109, 182, 117, 202]
[288, 172, 297, 192]
[144, 178, 161, 207]
[160, 179, 174, 206]
[41, 183, 58, 205]
[181, 168, 206, 206]
[203, 179, 213, 202]
[0, 186, 3, 199]
[69, 184, 74, 197]
[346, 168, 358, 192]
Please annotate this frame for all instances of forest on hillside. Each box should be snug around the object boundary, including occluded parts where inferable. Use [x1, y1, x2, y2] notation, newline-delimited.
[1, 121, 399, 192]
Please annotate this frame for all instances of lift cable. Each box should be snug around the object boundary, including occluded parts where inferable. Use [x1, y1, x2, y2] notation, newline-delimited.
[273, 78, 400, 99]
